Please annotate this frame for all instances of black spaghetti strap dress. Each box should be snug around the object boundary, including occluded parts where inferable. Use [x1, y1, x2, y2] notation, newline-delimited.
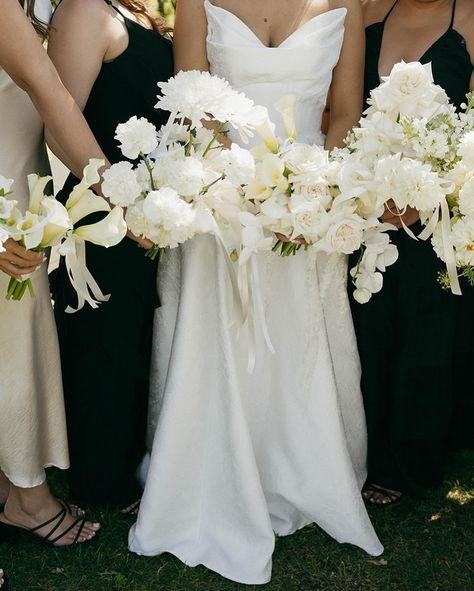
[350, 0, 473, 495]
[51, 1, 173, 507]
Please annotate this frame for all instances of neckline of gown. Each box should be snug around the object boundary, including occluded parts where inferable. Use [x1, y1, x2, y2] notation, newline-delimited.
[204, 0, 347, 48]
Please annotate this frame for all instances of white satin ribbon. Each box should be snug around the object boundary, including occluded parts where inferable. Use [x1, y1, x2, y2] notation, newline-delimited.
[61, 237, 111, 313]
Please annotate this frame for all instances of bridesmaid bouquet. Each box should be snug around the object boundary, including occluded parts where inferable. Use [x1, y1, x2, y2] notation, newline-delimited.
[0, 160, 127, 309]
[240, 95, 398, 304]
[337, 61, 474, 296]
[102, 70, 268, 262]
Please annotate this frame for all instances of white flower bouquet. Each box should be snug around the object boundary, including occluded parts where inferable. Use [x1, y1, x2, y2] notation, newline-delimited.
[0, 160, 127, 309]
[102, 71, 268, 261]
[338, 60, 474, 296]
[238, 94, 398, 304]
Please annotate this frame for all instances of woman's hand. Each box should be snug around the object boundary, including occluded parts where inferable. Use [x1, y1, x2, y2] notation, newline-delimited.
[126, 230, 154, 250]
[275, 233, 306, 245]
[381, 200, 419, 228]
[0, 240, 44, 280]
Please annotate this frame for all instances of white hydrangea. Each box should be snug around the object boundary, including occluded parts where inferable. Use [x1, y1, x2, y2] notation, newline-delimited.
[115, 116, 158, 160]
[102, 162, 143, 207]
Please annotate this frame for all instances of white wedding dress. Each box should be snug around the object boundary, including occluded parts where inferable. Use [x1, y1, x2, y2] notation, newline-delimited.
[129, 2, 383, 584]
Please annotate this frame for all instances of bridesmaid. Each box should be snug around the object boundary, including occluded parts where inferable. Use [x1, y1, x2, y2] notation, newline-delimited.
[351, 0, 474, 504]
[0, 0, 109, 553]
[48, 0, 173, 511]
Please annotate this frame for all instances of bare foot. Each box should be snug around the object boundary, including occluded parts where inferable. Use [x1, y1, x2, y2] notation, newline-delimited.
[363, 483, 402, 506]
[1, 500, 100, 546]
[0, 568, 5, 589]
[120, 499, 141, 516]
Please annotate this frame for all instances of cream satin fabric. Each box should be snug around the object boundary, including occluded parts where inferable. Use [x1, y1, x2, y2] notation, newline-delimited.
[130, 2, 383, 584]
[0, 0, 69, 488]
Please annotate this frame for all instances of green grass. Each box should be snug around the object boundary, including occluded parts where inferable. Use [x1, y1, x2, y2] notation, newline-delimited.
[1, 451, 473, 591]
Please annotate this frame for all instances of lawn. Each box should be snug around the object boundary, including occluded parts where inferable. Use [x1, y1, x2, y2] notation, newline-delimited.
[1, 450, 473, 591]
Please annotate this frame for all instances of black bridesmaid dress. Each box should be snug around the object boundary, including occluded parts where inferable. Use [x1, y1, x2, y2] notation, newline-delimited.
[51, 1, 173, 507]
[350, 0, 473, 496]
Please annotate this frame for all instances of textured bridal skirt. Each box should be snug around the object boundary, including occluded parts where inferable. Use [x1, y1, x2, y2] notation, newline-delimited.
[129, 235, 383, 584]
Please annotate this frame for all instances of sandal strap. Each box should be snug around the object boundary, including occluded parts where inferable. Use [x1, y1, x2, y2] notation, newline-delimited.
[48, 516, 85, 546]
[72, 518, 86, 545]
[28, 506, 66, 535]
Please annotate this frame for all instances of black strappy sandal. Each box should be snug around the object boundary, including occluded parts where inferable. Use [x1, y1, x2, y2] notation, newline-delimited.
[0, 503, 92, 546]
[363, 483, 402, 506]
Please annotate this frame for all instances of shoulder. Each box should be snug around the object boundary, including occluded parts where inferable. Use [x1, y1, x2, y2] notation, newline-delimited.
[52, 0, 111, 26]
[455, 0, 474, 61]
[361, 0, 391, 27]
[329, 0, 362, 14]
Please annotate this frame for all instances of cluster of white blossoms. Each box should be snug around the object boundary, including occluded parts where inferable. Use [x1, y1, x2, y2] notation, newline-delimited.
[102, 71, 268, 259]
[0, 160, 126, 305]
[337, 60, 474, 298]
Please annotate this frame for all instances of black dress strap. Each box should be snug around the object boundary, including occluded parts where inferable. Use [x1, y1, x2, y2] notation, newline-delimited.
[103, 0, 126, 19]
[383, 0, 399, 23]
[449, 0, 457, 28]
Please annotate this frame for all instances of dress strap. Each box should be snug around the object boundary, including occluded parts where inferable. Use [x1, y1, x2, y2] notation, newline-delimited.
[382, 0, 399, 23]
[449, 0, 457, 28]
[103, 0, 126, 19]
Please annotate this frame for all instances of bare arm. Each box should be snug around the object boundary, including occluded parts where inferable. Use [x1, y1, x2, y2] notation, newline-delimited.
[325, 0, 365, 150]
[173, 0, 210, 73]
[0, 0, 106, 179]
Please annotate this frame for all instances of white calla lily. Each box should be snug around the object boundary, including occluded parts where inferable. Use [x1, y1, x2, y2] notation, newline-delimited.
[275, 94, 297, 142]
[65, 159, 105, 210]
[255, 116, 279, 154]
[68, 192, 111, 226]
[17, 211, 44, 249]
[260, 153, 288, 190]
[40, 198, 73, 247]
[27, 174, 52, 215]
[73, 206, 127, 247]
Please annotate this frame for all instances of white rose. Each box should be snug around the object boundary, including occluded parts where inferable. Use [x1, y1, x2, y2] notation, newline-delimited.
[102, 162, 143, 206]
[322, 215, 365, 255]
[369, 61, 448, 119]
[115, 116, 158, 160]
[220, 144, 255, 186]
[291, 201, 328, 242]
[284, 143, 329, 176]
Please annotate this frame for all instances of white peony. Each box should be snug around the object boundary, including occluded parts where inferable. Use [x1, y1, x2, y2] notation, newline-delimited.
[102, 162, 143, 207]
[369, 61, 448, 120]
[220, 144, 256, 186]
[115, 116, 158, 160]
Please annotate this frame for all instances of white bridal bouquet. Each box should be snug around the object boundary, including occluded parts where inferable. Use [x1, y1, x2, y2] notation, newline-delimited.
[238, 94, 398, 304]
[0, 160, 127, 309]
[101, 70, 269, 261]
[337, 60, 474, 296]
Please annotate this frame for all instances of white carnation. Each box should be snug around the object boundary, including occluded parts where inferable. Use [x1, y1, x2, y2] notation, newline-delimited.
[164, 156, 212, 197]
[220, 144, 255, 185]
[115, 116, 158, 160]
[142, 187, 196, 248]
[102, 162, 143, 206]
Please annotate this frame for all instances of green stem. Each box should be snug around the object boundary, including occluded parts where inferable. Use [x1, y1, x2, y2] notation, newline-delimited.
[202, 122, 226, 158]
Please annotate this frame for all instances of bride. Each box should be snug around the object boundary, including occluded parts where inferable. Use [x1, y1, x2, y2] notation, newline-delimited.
[130, 0, 383, 584]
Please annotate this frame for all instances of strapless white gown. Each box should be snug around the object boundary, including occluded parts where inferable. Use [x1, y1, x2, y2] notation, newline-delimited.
[129, 2, 383, 584]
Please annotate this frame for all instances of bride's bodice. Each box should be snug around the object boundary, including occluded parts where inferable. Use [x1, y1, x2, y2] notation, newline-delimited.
[205, 0, 347, 145]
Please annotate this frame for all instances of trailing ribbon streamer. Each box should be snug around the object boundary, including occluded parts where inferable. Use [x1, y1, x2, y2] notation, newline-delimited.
[60, 237, 111, 313]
